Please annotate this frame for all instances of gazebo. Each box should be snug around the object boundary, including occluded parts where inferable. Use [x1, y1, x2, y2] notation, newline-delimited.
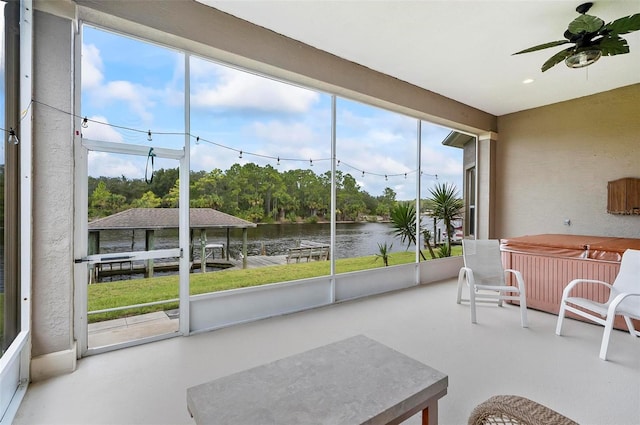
[88, 208, 257, 273]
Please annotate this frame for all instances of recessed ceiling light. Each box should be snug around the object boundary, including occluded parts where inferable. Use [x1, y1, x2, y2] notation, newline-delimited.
[522, 78, 534, 84]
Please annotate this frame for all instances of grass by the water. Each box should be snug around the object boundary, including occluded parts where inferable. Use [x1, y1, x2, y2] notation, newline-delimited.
[88, 247, 462, 322]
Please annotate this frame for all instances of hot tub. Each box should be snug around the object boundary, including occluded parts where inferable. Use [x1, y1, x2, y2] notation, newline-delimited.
[500, 234, 640, 331]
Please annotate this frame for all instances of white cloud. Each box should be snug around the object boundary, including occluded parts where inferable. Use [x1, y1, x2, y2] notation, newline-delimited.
[191, 64, 319, 113]
[90, 80, 156, 123]
[82, 116, 124, 143]
[349, 152, 412, 177]
[190, 143, 250, 172]
[190, 144, 221, 170]
[88, 151, 142, 177]
[82, 43, 157, 125]
[422, 145, 462, 179]
[84, 116, 144, 178]
[81, 43, 104, 90]
[250, 121, 315, 144]
[365, 128, 405, 144]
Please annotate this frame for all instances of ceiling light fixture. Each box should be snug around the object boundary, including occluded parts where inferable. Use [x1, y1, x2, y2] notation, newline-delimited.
[522, 78, 534, 84]
[564, 49, 602, 68]
[513, 3, 640, 72]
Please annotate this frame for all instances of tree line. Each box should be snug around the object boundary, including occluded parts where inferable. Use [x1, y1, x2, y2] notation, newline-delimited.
[88, 163, 399, 222]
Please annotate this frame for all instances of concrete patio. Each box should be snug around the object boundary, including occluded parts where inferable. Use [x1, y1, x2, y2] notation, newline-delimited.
[14, 279, 640, 424]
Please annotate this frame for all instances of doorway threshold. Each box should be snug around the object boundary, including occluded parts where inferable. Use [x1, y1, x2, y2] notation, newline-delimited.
[87, 312, 180, 355]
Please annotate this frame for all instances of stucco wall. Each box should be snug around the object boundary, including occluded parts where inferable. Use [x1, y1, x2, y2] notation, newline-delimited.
[32, 10, 75, 357]
[495, 84, 640, 239]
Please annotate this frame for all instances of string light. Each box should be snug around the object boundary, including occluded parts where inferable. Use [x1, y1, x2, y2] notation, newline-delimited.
[30, 99, 442, 182]
[8, 128, 19, 145]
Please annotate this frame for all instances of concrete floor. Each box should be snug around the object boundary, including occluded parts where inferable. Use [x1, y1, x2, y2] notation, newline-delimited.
[14, 279, 640, 425]
[88, 311, 179, 348]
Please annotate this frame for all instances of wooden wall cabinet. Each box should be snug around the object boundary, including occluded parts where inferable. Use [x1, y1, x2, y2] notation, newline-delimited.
[607, 178, 640, 214]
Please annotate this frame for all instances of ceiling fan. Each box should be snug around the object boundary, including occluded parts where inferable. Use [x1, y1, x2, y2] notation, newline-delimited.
[513, 2, 640, 72]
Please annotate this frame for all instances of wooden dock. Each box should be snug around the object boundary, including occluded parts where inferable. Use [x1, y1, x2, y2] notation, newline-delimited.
[227, 255, 289, 269]
[93, 254, 291, 282]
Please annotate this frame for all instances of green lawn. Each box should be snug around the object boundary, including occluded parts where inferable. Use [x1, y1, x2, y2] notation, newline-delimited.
[88, 246, 461, 323]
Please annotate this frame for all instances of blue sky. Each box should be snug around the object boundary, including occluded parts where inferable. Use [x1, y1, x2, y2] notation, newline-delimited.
[81, 25, 462, 200]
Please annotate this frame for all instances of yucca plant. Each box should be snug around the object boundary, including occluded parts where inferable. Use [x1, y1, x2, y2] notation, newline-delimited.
[389, 202, 427, 261]
[428, 183, 463, 257]
[374, 242, 393, 267]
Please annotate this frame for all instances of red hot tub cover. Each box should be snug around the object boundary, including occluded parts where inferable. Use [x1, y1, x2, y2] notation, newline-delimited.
[500, 234, 640, 262]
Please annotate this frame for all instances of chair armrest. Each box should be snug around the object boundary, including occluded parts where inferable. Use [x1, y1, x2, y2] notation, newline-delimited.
[503, 269, 525, 293]
[562, 279, 612, 299]
[607, 291, 640, 317]
[459, 267, 474, 282]
[468, 395, 577, 425]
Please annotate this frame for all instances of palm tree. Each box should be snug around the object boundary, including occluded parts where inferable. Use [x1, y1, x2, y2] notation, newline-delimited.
[428, 182, 464, 256]
[390, 202, 427, 261]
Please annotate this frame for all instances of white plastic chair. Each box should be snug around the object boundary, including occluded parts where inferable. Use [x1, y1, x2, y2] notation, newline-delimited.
[457, 239, 528, 327]
[555, 248, 640, 360]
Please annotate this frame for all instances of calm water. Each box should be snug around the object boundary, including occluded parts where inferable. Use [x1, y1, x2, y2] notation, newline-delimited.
[97, 222, 416, 259]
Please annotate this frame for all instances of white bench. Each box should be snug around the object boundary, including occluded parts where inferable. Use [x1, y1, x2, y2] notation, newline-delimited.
[204, 243, 225, 260]
[286, 243, 330, 263]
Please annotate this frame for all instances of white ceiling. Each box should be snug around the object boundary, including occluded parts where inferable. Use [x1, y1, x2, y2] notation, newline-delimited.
[198, 0, 640, 116]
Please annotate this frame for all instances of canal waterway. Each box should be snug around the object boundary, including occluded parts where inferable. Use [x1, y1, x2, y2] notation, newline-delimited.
[97, 222, 417, 259]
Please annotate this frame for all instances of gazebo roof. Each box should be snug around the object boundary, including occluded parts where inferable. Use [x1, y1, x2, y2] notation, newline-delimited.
[88, 208, 256, 231]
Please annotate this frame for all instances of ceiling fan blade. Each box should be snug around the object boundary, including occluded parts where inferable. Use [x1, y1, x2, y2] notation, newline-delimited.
[513, 40, 570, 55]
[596, 34, 630, 56]
[568, 14, 605, 35]
[563, 30, 581, 42]
[541, 47, 575, 72]
[603, 13, 640, 35]
[575, 2, 593, 15]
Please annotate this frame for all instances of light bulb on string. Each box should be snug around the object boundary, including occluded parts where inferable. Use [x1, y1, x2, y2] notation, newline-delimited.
[8, 128, 19, 145]
[31, 99, 434, 181]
